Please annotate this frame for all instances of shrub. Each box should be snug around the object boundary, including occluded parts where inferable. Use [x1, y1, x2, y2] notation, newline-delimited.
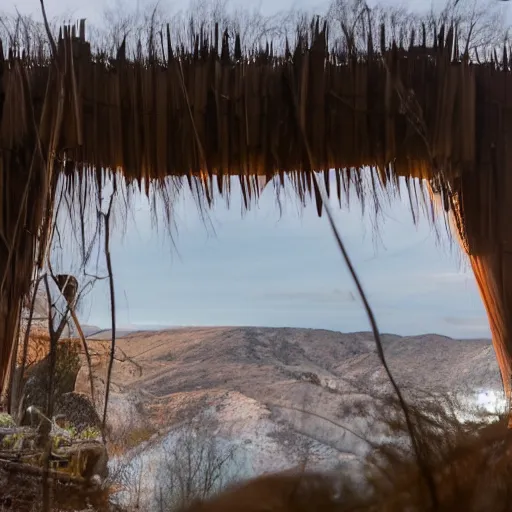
[0, 413, 15, 427]
[156, 412, 239, 511]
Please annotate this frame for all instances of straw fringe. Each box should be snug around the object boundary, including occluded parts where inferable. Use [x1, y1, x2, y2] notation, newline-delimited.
[0, 17, 511, 400]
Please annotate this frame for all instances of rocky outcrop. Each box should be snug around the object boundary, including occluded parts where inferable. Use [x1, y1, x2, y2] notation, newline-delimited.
[54, 392, 102, 432]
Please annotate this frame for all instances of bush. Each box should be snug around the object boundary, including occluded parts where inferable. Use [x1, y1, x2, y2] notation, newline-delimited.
[155, 412, 239, 511]
[0, 413, 15, 427]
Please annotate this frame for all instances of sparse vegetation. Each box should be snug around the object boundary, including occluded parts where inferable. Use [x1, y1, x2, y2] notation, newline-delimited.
[1, 432, 24, 450]
[0, 413, 15, 428]
[50, 423, 102, 449]
[79, 426, 102, 440]
[155, 412, 240, 511]
[174, 395, 511, 512]
[109, 424, 158, 456]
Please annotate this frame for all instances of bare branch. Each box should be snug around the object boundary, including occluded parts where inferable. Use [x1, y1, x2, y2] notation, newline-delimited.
[38, 0, 57, 58]
[102, 189, 117, 430]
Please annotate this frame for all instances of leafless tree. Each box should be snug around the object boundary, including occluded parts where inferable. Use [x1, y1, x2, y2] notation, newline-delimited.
[156, 412, 240, 511]
[326, 0, 507, 57]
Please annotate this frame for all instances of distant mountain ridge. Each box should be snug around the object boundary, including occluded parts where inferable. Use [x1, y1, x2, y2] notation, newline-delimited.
[78, 326, 501, 510]
[78, 326, 502, 441]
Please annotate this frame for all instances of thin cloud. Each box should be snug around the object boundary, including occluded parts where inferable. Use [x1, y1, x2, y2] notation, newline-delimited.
[443, 316, 489, 330]
[256, 289, 357, 304]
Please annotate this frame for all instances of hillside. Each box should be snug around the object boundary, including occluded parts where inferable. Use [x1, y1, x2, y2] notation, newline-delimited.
[72, 327, 503, 508]
[79, 327, 500, 403]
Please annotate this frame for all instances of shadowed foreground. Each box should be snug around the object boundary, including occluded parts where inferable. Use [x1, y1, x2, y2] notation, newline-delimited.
[178, 415, 512, 512]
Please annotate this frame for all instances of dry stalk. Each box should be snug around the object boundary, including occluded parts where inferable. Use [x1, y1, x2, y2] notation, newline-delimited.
[12, 273, 44, 419]
[38, 0, 57, 57]
[41, 273, 55, 512]
[316, 183, 439, 509]
[42, 275, 57, 419]
[0, 92, 40, 298]
[102, 190, 117, 430]
[286, 49, 439, 508]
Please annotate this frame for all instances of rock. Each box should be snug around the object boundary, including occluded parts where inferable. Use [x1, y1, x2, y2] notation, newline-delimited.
[299, 372, 321, 386]
[19, 341, 82, 424]
[55, 392, 102, 432]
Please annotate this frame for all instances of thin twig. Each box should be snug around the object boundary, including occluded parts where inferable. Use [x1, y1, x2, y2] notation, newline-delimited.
[41, 273, 56, 512]
[287, 61, 439, 507]
[102, 191, 117, 431]
[39, 0, 57, 58]
[42, 275, 57, 418]
[13, 273, 44, 421]
[314, 183, 438, 508]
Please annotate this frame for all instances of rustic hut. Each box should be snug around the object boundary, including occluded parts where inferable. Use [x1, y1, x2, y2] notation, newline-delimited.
[0, 11, 511, 415]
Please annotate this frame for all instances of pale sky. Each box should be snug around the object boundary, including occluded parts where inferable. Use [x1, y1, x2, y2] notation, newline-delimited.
[5, 0, 508, 338]
[8, 0, 512, 28]
[60, 173, 490, 338]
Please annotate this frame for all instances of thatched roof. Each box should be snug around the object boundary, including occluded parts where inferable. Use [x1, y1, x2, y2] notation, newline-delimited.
[2, 20, 475, 179]
[1, 19, 483, 227]
[0, 4, 511, 403]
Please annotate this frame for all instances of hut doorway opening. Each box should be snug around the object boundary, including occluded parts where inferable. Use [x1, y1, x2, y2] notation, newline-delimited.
[1, 21, 512, 426]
